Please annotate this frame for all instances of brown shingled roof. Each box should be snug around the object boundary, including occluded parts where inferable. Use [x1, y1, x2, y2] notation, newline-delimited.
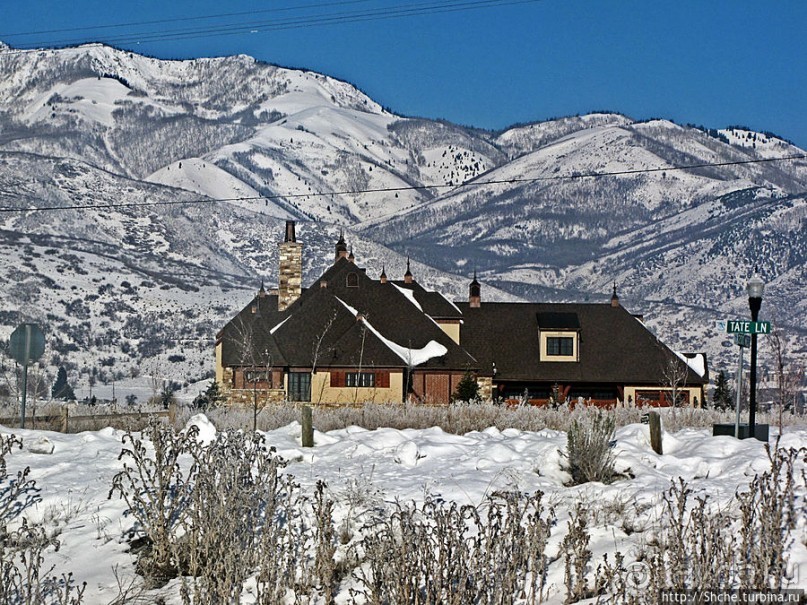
[222, 258, 476, 371]
[455, 301, 706, 385]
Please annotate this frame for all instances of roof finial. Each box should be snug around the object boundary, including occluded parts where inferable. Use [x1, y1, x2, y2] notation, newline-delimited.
[469, 270, 481, 308]
[258, 280, 266, 297]
[334, 228, 348, 261]
[404, 256, 413, 283]
[611, 281, 620, 307]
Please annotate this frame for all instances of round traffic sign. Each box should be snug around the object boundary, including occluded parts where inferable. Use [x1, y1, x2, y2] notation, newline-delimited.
[9, 323, 45, 365]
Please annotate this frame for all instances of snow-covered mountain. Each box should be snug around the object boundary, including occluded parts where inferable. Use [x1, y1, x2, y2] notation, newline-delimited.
[0, 43, 805, 396]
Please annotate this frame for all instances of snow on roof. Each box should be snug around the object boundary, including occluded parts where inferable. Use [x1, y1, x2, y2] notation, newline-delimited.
[270, 315, 291, 335]
[438, 291, 462, 314]
[676, 352, 707, 378]
[391, 283, 422, 311]
[336, 296, 447, 366]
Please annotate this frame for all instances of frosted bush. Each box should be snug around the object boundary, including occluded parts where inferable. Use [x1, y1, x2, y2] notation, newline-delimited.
[565, 408, 617, 485]
[178, 400, 807, 435]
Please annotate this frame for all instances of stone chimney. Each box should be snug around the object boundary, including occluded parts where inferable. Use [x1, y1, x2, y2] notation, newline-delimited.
[334, 230, 348, 262]
[610, 281, 620, 307]
[469, 271, 481, 308]
[404, 257, 413, 284]
[278, 220, 302, 311]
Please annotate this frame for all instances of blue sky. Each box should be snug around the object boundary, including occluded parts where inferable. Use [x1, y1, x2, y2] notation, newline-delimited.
[2, 0, 806, 148]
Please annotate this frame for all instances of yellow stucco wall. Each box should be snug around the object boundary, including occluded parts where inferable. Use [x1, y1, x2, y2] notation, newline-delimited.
[215, 341, 224, 385]
[310, 371, 405, 404]
[436, 321, 461, 344]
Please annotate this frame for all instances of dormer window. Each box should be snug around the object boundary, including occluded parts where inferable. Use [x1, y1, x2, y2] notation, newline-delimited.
[537, 312, 580, 362]
[346, 272, 359, 288]
[546, 336, 574, 356]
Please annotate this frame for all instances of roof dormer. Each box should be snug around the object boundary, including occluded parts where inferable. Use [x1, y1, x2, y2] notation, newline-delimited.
[537, 312, 580, 362]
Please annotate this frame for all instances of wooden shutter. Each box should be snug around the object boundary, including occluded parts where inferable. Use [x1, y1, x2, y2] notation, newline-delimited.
[375, 371, 390, 389]
[330, 370, 345, 387]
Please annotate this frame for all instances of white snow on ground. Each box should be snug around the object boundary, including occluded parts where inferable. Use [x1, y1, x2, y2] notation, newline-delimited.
[1, 419, 805, 603]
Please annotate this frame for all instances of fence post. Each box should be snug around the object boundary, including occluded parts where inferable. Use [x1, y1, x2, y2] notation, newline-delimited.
[301, 405, 314, 447]
[168, 402, 177, 427]
[60, 406, 69, 433]
[649, 411, 663, 455]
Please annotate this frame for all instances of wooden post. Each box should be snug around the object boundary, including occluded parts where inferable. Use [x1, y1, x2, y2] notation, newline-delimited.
[168, 402, 177, 427]
[649, 411, 663, 455]
[60, 406, 69, 433]
[301, 405, 314, 447]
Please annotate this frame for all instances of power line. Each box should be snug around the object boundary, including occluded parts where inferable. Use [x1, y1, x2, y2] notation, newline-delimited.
[0, 0, 542, 52]
[0, 0, 378, 38]
[0, 154, 803, 214]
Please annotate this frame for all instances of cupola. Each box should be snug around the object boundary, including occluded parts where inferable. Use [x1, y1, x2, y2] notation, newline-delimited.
[610, 281, 620, 307]
[335, 230, 348, 261]
[404, 257, 413, 284]
[469, 271, 481, 308]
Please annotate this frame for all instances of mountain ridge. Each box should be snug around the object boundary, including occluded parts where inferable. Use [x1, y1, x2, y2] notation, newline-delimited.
[0, 42, 805, 399]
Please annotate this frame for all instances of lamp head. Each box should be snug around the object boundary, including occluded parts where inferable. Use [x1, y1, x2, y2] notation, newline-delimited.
[747, 275, 765, 300]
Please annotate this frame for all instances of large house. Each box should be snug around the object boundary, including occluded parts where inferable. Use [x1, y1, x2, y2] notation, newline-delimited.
[215, 221, 708, 407]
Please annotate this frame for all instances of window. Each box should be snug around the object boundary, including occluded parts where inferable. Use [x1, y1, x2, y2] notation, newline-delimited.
[546, 336, 574, 356]
[331, 370, 390, 388]
[244, 370, 271, 386]
[346, 372, 375, 388]
[288, 372, 311, 401]
[346, 273, 359, 288]
[634, 389, 689, 407]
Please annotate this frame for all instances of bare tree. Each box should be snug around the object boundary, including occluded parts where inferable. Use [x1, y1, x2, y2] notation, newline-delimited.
[660, 354, 690, 407]
[0, 354, 51, 422]
[228, 316, 273, 432]
[352, 321, 368, 405]
[311, 311, 338, 405]
[766, 328, 802, 433]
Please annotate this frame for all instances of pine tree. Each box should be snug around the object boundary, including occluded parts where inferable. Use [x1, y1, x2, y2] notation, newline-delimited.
[452, 371, 479, 402]
[193, 381, 224, 411]
[712, 370, 734, 410]
[51, 366, 76, 401]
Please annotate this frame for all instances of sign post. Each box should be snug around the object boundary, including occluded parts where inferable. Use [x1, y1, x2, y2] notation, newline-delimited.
[733, 334, 748, 438]
[8, 323, 46, 429]
[713, 319, 771, 441]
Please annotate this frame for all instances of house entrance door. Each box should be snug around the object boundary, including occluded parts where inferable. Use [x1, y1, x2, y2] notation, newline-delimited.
[288, 372, 311, 402]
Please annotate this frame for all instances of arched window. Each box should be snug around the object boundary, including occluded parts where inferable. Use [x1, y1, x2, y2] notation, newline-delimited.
[346, 273, 359, 288]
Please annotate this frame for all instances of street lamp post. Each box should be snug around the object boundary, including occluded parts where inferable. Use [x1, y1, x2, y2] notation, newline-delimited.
[747, 276, 764, 434]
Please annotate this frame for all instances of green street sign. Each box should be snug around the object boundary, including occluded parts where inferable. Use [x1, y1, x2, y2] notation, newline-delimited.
[734, 333, 751, 348]
[9, 323, 45, 365]
[8, 323, 45, 430]
[725, 320, 771, 335]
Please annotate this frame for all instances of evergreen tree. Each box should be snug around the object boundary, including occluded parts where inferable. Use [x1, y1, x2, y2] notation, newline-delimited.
[452, 371, 480, 402]
[193, 381, 224, 411]
[51, 366, 76, 401]
[712, 370, 734, 410]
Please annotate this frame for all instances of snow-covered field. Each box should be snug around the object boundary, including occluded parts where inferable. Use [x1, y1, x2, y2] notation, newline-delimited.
[2, 416, 806, 603]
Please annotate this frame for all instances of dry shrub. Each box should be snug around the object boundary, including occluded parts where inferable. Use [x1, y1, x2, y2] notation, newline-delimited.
[1, 434, 86, 605]
[181, 400, 807, 435]
[562, 503, 593, 603]
[594, 446, 806, 603]
[108, 421, 342, 602]
[354, 490, 555, 604]
[565, 408, 617, 485]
